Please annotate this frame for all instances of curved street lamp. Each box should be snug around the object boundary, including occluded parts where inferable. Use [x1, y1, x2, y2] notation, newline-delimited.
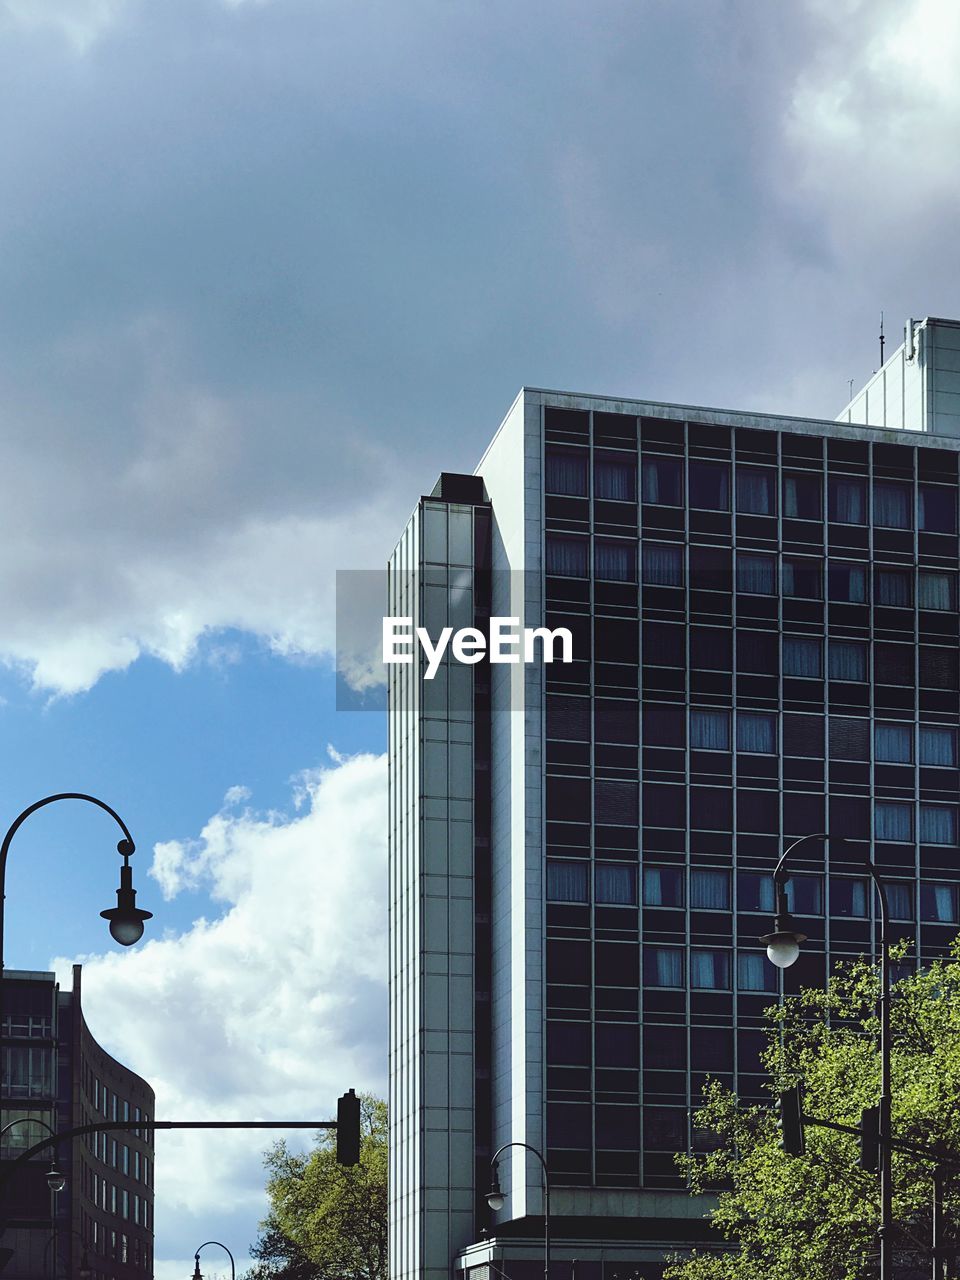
[486, 1142, 550, 1280]
[760, 831, 894, 1280]
[193, 1240, 236, 1280]
[1, 1116, 67, 1192]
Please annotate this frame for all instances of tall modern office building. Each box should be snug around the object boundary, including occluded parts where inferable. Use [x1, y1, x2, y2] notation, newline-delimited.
[388, 316, 960, 1280]
[1, 965, 156, 1279]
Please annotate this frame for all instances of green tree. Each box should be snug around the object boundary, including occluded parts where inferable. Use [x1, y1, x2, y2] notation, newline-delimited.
[244, 1093, 387, 1280]
[665, 943, 960, 1280]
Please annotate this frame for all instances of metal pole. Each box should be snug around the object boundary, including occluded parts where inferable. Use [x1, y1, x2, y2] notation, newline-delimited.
[932, 1168, 944, 1280]
[195, 1240, 236, 1280]
[867, 862, 893, 1280]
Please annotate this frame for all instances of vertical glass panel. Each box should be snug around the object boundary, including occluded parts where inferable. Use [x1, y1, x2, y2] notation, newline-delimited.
[783, 472, 822, 519]
[873, 481, 912, 529]
[690, 869, 730, 910]
[736, 552, 776, 594]
[919, 726, 957, 766]
[828, 563, 868, 603]
[643, 867, 684, 907]
[690, 950, 731, 989]
[830, 878, 868, 918]
[737, 712, 776, 753]
[643, 947, 684, 987]
[785, 876, 823, 915]
[595, 456, 637, 501]
[875, 569, 912, 607]
[886, 882, 914, 919]
[875, 802, 914, 842]
[829, 477, 866, 523]
[595, 541, 637, 582]
[874, 723, 913, 763]
[919, 485, 957, 532]
[737, 953, 776, 991]
[689, 460, 730, 510]
[920, 805, 957, 845]
[641, 544, 683, 586]
[690, 709, 730, 750]
[546, 535, 588, 577]
[736, 467, 775, 515]
[920, 883, 959, 923]
[828, 640, 867, 681]
[918, 572, 956, 610]
[546, 862, 589, 902]
[595, 863, 638, 905]
[783, 637, 822, 677]
[782, 558, 822, 599]
[545, 447, 588, 495]
[641, 458, 682, 505]
[737, 872, 776, 913]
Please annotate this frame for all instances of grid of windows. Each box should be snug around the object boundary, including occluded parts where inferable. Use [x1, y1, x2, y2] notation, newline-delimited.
[543, 409, 960, 1190]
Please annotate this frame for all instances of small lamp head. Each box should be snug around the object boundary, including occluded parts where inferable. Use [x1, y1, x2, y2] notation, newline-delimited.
[46, 1160, 66, 1192]
[486, 1167, 505, 1212]
[101, 855, 152, 946]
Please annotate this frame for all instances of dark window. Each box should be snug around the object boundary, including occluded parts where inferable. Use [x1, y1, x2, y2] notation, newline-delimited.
[784, 637, 822, 678]
[691, 949, 731, 990]
[783, 714, 824, 757]
[828, 563, 869, 603]
[690, 787, 732, 831]
[596, 541, 637, 582]
[643, 948, 683, 987]
[641, 457, 682, 505]
[919, 485, 957, 533]
[596, 1024, 640, 1068]
[736, 552, 776, 595]
[690, 1027, 733, 1071]
[738, 872, 775, 913]
[828, 477, 866, 524]
[547, 696, 590, 740]
[829, 640, 867, 681]
[875, 568, 912, 608]
[875, 644, 913, 685]
[785, 875, 822, 915]
[643, 1026, 685, 1069]
[690, 545, 732, 591]
[643, 866, 684, 907]
[873, 481, 913, 529]
[830, 717, 869, 761]
[596, 618, 639, 663]
[546, 535, 588, 577]
[920, 647, 959, 690]
[643, 785, 685, 829]
[546, 862, 589, 902]
[737, 952, 777, 992]
[783, 792, 825, 834]
[643, 623, 685, 667]
[689, 460, 730, 511]
[595, 700, 638, 744]
[783, 558, 822, 600]
[595, 454, 637, 501]
[595, 780, 638, 825]
[545, 447, 588, 496]
[547, 1022, 591, 1065]
[546, 776, 590, 822]
[642, 703, 685, 747]
[597, 943, 638, 986]
[737, 630, 778, 675]
[886, 882, 914, 920]
[736, 467, 775, 515]
[642, 544, 683, 586]
[547, 940, 590, 984]
[737, 790, 779, 833]
[783, 472, 822, 520]
[830, 795, 869, 839]
[548, 1103, 592, 1148]
[690, 628, 732, 671]
[644, 1107, 686, 1149]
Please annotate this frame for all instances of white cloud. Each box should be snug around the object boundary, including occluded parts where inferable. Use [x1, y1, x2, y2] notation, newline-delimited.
[53, 751, 388, 1262]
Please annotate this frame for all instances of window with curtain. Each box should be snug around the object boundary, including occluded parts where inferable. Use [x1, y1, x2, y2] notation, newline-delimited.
[782, 557, 822, 599]
[546, 861, 589, 902]
[737, 712, 776, 754]
[783, 637, 822, 677]
[920, 726, 957, 766]
[886, 882, 914, 920]
[643, 947, 683, 987]
[828, 640, 867, 681]
[737, 952, 777, 992]
[875, 723, 913, 763]
[545, 447, 588, 496]
[920, 804, 957, 845]
[738, 873, 776, 913]
[546, 535, 588, 577]
[595, 541, 637, 582]
[783, 472, 822, 519]
[641, 457, 682, 505]
[873, 481, 913, 529]
[785, 876, 823, 915]
[595, 863, 638, 905]
[920, 883, 959, 923]
[690, 869, 730, 910]
[828, 477, 866, 524]
[736, 467, 775, 515]
[641, 544, 683, 586]
[875, 568, 912, 608]
[830, 877, 868, 918]
[736, 552, 776, 595]
[919, 571, 956, 611]
[919, 485, 957, 533]
[875, 801, 914, 842]
[643, 867, 683, 907]
[689, 460, 730, 510]
[828, 563, 868, 603]
[690, 949, 731, 990]
[595, 455, 637, 501]
[690, 709, 730, 750]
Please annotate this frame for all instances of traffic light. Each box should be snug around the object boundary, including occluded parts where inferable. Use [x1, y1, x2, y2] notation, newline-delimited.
[859, 1104, 881, 1172]
[337, 1088, 361, 1166]
[778, 1083, 805, 1156]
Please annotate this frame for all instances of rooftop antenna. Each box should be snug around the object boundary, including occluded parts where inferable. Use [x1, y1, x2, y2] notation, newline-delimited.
[848, 378, 854, 402]
[879, 310, 885, 366]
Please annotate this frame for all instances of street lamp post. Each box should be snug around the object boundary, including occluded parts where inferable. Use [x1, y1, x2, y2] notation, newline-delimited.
[0, 1117, 67, 1193]
[486, 1142, 550, 1280]
[193, 1240, 236, 1280]
[0, 793, 151, 1072]
[760, 832, 893, 1280]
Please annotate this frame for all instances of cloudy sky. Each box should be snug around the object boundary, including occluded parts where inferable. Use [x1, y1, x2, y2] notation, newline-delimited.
[1, 0, 958, 1273]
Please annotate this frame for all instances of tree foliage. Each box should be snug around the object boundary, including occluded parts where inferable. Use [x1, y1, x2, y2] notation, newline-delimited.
[244, 1093, 387, 1280]
[665, 942, 960, 1280]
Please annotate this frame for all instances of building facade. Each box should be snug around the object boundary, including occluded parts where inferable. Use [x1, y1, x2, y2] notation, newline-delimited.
[1, 965, 155, 1279]
[388, 316, 960, 1280]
